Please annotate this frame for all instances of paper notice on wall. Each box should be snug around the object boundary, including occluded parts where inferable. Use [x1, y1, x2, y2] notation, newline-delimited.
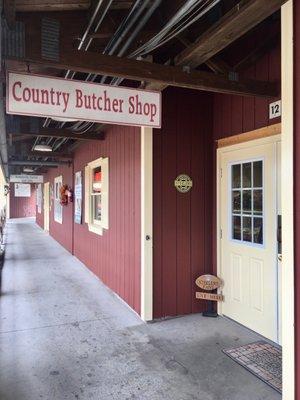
[15, 183, 31, 197]
[37, 184, 42, 213]
[74, 171, 82, 224]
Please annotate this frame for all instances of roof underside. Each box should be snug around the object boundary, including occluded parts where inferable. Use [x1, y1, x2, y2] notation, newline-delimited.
[1, 0, 282, 177]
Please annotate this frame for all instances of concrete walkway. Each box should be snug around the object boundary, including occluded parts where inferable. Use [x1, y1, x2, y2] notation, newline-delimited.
[0, 218, 281, 400]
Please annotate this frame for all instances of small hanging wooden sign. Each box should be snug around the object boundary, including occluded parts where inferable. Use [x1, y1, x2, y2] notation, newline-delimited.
[196, 292, 223, 302]
[195, 274, 222, 291]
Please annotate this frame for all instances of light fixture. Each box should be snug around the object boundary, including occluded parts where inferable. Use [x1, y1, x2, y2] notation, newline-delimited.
[34, 144, 53, 152]
[23, 167, 34, 173]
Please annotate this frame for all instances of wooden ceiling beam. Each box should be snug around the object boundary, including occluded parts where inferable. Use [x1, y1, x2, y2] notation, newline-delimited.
[9, 128, 105, 141]
[15, 0, 91, 12]
[175, 0, 287, 69]
[146, 0, 286, 91]
[30, 151, 74, 158]
[8, 51, 278, 97]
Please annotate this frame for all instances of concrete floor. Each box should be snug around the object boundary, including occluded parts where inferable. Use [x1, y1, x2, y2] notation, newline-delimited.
[0, 218, 281, 400]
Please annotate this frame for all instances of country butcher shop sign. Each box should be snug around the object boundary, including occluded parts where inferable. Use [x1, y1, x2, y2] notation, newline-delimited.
[7, 72, 161, 128]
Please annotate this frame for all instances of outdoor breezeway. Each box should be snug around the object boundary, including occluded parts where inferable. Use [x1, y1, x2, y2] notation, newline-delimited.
[0, 218, 280, 400]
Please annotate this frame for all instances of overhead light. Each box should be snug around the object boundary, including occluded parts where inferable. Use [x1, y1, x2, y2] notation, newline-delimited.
[34, 144, 53, 152]
[23, 167, 34, 173]
[51, 117, 78, 122]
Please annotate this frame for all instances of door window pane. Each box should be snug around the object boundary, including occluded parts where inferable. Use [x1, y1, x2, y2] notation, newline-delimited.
[232, 216, 241, 240]
[242, 217, 252, 242]
[232, 164, 241, 188]
[231, 160, 264, 245]
[253, 161, 263, 187]
[242, 190, 252, 214]
[253, 190, 263, 215]
[243, 163, 252, 188]
[232, 191, 241, 214]
[253, 218, 263, 244]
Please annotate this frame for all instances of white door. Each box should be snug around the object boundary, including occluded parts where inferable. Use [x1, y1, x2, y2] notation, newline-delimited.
[219, 137, 280, 342]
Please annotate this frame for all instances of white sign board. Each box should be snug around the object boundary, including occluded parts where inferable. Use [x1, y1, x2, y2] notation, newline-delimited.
[15, 183, 31, 197]
[269, 100, 281, 119]
[37, 183, 42, 213]
[7, 71, 161, 128]
[74, 171, 82, 224]
[11, 174, 44, 183]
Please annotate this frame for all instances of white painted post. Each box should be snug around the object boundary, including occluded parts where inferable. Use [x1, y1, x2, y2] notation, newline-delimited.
[281, 1, 295, 399]
[141, 126, 153, 321]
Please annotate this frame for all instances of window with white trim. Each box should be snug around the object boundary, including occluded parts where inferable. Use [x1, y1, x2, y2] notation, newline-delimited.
[54, 175, 63, 224]
[231, 160, 264, 245]
[85, 157, 109, 235]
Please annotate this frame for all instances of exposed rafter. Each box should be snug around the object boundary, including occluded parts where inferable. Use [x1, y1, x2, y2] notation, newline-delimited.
[7, 51, 278, 97]
[30, 151, 73, 158]
[146, 0, 285, 90]
[175, 0, 286, 68]
[15, 0, 91, 12]
[9, 128, 105, 141]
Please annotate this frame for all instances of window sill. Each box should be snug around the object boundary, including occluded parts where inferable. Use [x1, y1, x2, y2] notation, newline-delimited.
[88, 223, 103, 236]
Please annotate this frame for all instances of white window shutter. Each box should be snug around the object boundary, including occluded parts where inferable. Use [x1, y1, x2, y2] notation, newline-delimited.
[84, 165, 90, 224]
[101, 157, 109, 230]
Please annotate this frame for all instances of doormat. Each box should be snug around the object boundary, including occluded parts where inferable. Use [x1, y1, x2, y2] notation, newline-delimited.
[223, 341, 282, 393]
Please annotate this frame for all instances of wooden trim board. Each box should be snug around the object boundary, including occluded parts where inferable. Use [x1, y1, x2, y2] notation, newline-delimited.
[217, 123, 281, 148]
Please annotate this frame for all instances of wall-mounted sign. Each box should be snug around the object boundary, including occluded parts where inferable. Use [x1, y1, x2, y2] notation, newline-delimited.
[174, 174, 193, 193]
[37, 183, 42, 213]
[195, 274, 222, 291]
[269, 100, 281, 119]
[15, 183, 31, 197]
[196, 292, 223, 302]
[10, 174, 43, 183]
[7, 72, 161, 128]
[74, 171, 82, 224]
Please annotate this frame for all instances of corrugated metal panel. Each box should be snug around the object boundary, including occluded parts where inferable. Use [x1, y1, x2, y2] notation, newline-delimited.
[2, 19, 25, 58]
[41, 18, 60, 61]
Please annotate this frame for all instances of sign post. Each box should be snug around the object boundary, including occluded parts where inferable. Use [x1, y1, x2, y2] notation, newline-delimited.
[195, 274, 223, 318]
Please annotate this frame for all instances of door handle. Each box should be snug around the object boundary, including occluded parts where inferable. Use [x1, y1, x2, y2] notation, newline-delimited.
[278, 254, 282, 262]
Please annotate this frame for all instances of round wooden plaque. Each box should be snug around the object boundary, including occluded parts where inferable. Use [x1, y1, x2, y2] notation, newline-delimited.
[195, 274, 222, 291]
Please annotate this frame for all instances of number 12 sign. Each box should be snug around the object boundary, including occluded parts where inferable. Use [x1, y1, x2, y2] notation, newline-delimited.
[269, 100, 281, 120]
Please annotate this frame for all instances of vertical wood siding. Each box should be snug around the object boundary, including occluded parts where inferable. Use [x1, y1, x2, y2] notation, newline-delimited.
[213, 44, 281, 140]
[73, 126, 141, 314]
[36, 125, 141, 315]
[9, 183, 36, 218]
[153, 87, 213, 319]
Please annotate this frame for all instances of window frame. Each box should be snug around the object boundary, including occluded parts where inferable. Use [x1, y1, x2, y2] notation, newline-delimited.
[229, 157, 265, 248]
[85, 157, 109, 236]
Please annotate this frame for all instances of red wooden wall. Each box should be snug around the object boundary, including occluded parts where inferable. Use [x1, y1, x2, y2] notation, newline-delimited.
[213, 44, 281, 141]
[9, 183, 36, 218]
[294, 1, 300, 397]
[36, 125, 141, 315]
[153, 87, 213, 319]
[42, 165, 74, 253]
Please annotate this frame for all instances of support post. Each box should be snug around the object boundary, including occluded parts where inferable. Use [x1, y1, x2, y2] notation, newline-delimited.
[141, 126, 153, 321]
[281, 1, 295, 399]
